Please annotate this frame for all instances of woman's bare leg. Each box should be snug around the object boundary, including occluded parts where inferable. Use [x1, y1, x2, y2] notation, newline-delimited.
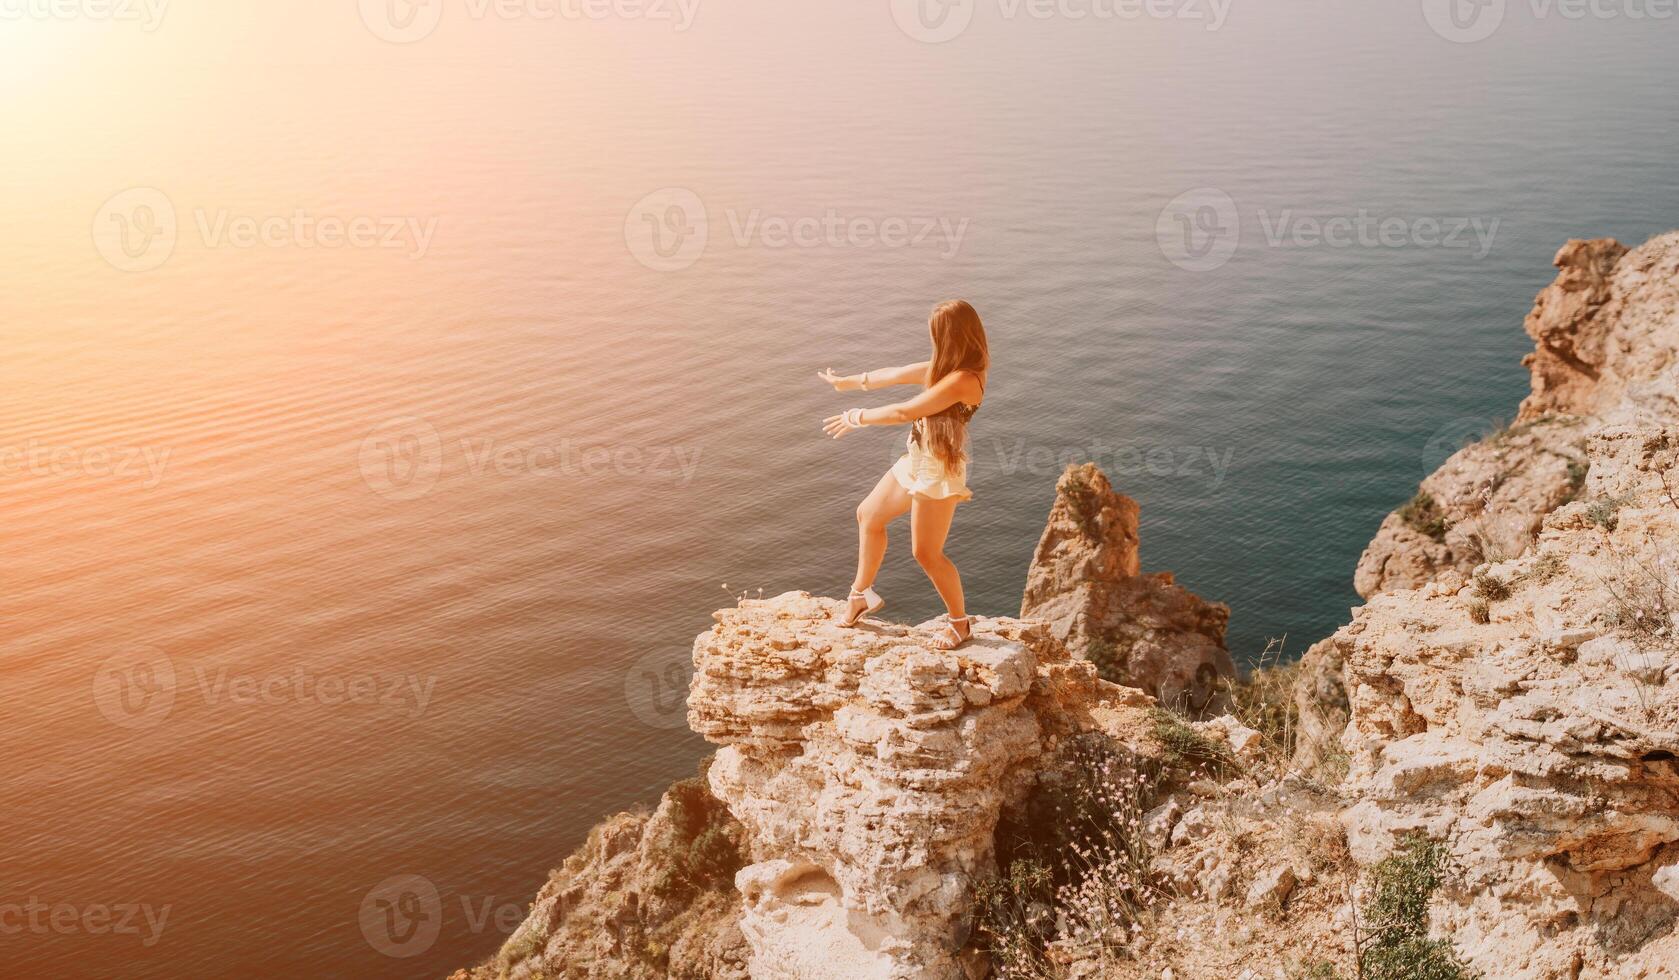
[910, 494, 965, 621]
[852, 470, 912, 609]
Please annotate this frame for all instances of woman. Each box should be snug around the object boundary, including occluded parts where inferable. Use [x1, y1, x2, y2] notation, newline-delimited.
[819, 299, 989, 651]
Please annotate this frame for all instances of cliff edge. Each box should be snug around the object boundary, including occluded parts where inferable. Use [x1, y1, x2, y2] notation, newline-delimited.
[459, 231, 1679, 980]
[688, 593, 1155, 978]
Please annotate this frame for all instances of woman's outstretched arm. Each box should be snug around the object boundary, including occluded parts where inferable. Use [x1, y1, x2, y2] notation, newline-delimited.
[817, 361, 928, 392]
[823, 371, 981, 438]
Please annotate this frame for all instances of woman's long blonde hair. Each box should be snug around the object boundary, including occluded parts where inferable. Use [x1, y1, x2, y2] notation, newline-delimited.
[918, 300, 989, 471]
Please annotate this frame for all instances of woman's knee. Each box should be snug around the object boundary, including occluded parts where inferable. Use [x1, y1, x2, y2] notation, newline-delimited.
[912, 540, 944, 568]
[857, 503, 886, 531]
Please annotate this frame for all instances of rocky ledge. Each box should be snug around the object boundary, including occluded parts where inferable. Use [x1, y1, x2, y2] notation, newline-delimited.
[687, 592, 1152, 978]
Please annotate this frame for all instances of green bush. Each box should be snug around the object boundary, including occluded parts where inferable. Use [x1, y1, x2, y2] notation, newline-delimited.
[1221, 639, 1299, 763]
[1359, 836, 1472, 980]
[650, 774, 746, 900]
[1398, 492, 1450, 542]
[1149, 707, 1236, 777]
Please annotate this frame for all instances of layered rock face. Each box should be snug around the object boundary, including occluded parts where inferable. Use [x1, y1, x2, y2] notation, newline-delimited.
[1336, 424, 1679, 977]
[687, 591, 1151, 979]
[1352, 235, 1679, 599]
[1310, 233, 1679, 766]
[1021, 463, 1235, 712]
[454, 769, 751, 980]
[1350, 416, 1591, 598]
[1316, 232, 1679, 977]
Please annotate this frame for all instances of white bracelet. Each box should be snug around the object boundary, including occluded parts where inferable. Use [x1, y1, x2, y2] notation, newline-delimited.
[845, 408, 865, 427]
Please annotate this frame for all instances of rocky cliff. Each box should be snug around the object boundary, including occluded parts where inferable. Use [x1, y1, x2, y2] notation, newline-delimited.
[1352, 235, 1676, 599]
[1324, 233, 1679, 977]
[454, 474, 1232, 980]
[460, 231, 1679, 980]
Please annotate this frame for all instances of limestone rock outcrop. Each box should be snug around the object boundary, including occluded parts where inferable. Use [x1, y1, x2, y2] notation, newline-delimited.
[1309, 232, 1679, 977]
[1310, 232, 1679, 770]
[452, 766, 751, 980]
[1351, 416, 1591, 598]
[687, 591, 1153, 979]
[1351, 235, 1679, 600]
[1335, 423, 1679, 977]
[1021, 463, 1235, 712]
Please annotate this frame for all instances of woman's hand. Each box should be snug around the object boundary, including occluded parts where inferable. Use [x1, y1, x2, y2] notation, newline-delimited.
[823, 410, 864, 439]
[817, 368, 861, 392]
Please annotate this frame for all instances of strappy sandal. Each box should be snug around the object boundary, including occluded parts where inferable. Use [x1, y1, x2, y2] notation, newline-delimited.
[934, 615, 973, 651]
[838, 587, 885, 627]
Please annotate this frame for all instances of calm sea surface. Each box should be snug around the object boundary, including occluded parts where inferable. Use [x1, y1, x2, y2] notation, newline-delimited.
[3, 3, 1677, 976]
